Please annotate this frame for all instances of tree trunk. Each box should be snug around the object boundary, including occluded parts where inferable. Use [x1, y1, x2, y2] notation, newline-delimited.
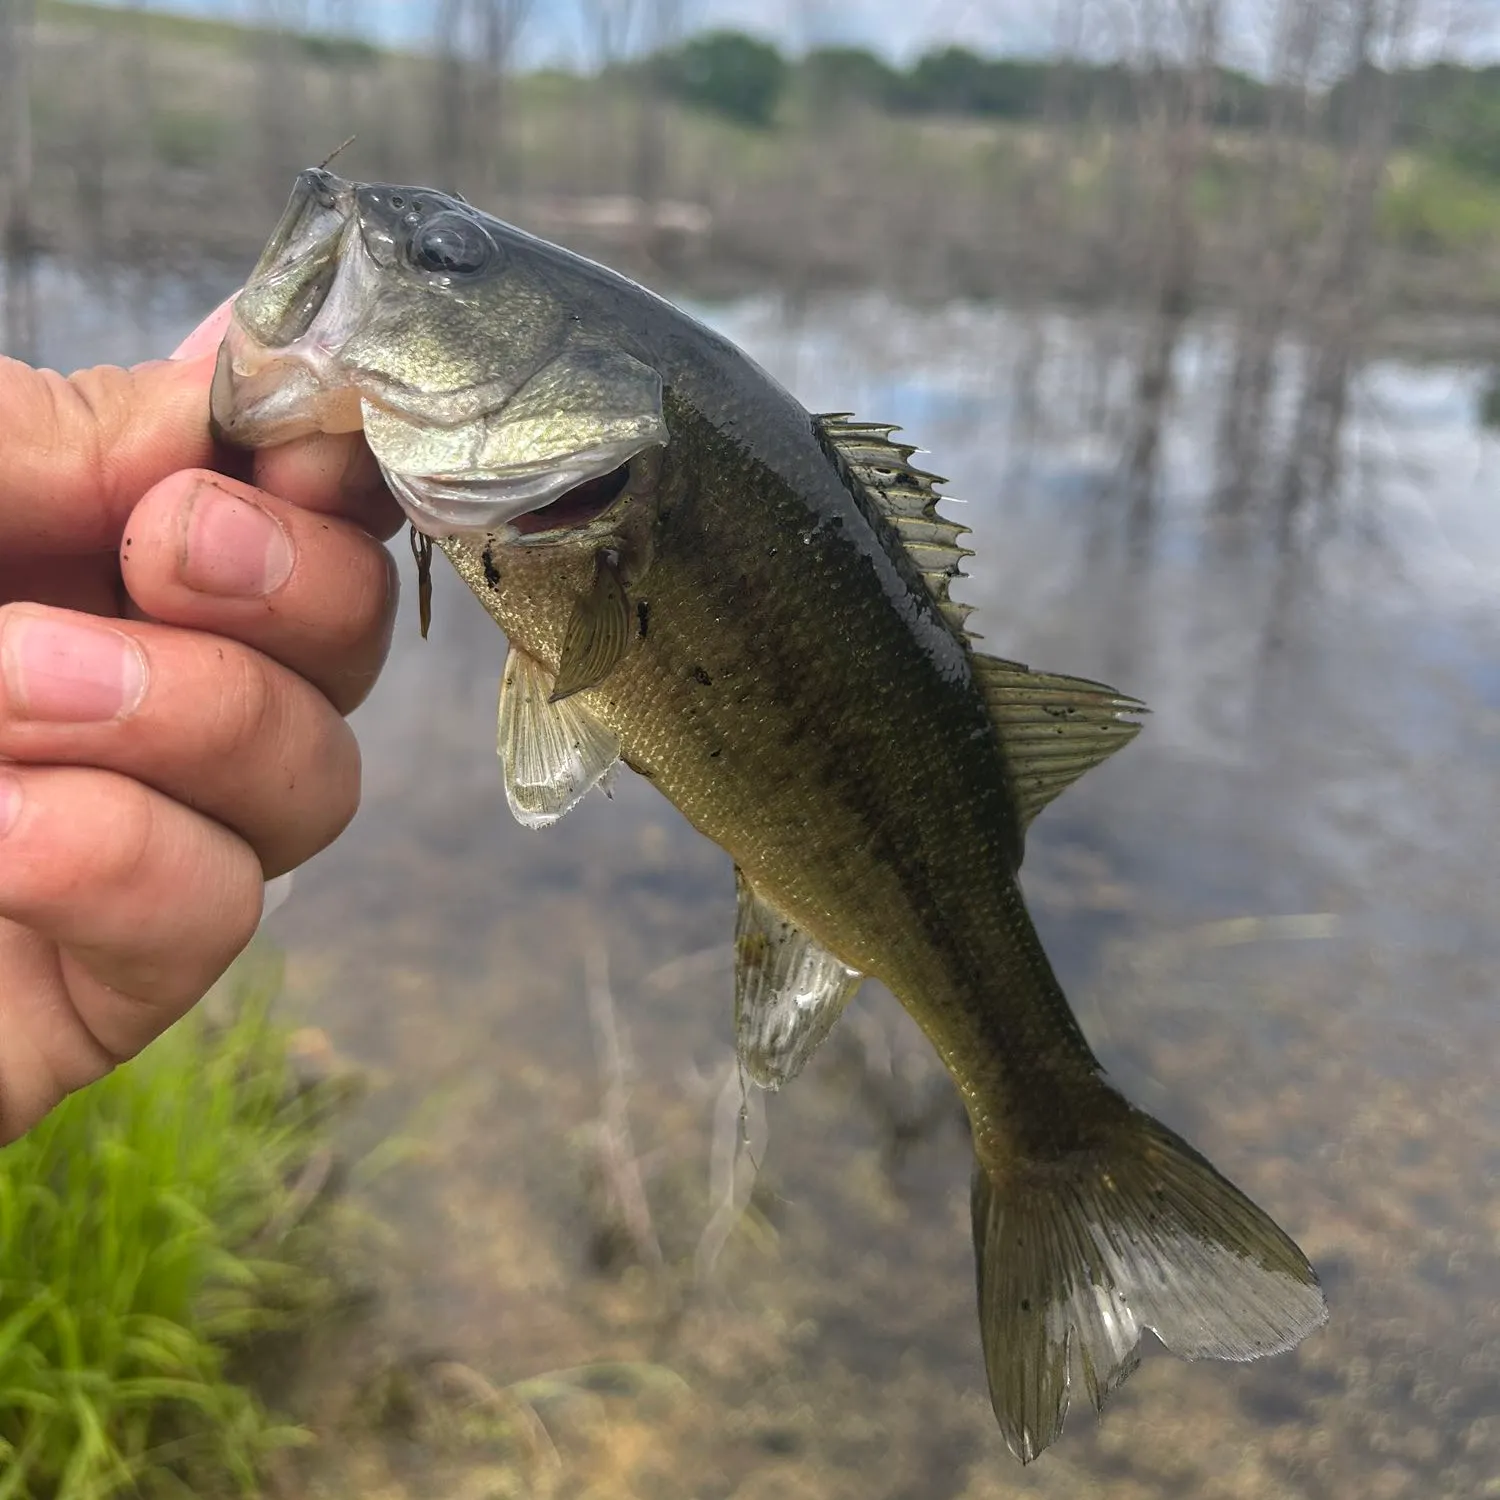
[1, 0, 38, 362]
[1126, 0, 1222, 526]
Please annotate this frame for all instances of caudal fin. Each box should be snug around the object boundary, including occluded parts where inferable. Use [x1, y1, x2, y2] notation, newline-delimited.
[970, 1105, 1327, 1463]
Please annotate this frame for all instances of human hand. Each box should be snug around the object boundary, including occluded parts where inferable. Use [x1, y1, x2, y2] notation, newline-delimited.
[0, 300, 403, 1141]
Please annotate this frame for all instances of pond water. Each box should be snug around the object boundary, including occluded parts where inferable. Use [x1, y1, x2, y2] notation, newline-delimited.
[15, 269, 1500, 1499]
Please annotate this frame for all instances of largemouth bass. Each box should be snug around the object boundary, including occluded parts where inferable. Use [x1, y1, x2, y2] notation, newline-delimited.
[212, 169, 1327, 1461]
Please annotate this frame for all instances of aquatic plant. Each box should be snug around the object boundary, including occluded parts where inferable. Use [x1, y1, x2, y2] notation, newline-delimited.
[0, 949, 352, 1499]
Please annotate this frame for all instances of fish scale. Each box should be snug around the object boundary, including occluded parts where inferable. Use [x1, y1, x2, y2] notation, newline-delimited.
[450, 398, 1012, 998]
[213, 166, 1330, 1465]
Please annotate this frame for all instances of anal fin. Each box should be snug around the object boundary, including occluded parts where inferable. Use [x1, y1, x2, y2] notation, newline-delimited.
[735, 870, 862, 1089]
[496, 647, 620, 829]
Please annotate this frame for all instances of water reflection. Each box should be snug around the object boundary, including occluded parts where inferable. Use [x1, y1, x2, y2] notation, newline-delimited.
[18, 274, 1500, 1497]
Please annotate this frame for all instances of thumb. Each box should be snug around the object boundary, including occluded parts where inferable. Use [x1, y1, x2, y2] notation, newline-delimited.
[0, 297, 237, 556]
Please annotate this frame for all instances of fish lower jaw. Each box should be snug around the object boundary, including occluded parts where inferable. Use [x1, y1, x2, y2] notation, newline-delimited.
[210, 337, 365, 446]
[382, 447, 648, 545]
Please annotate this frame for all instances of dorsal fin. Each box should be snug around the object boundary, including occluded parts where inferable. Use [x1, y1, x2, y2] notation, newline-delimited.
[814, 414, 976, 636]
[815, 414, 1146, 825]
[973, 656, 1147, 829]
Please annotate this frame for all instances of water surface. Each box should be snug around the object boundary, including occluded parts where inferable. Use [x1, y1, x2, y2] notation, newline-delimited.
[18, 278, 1500, 1499]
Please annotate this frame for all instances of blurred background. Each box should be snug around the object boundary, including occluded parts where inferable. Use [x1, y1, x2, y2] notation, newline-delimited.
[2, 2, 1499, 1498]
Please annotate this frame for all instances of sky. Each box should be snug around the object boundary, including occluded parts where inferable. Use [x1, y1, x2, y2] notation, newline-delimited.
[86, 0, 1500, 70]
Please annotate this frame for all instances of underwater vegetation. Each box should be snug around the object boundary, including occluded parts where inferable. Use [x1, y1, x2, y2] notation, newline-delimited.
[0, 949, 356, 1499]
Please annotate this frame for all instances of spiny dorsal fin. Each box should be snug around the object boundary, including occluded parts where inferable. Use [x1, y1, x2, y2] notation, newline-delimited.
[815, 414, 1145, 821]
[973, 655, 1147, 830]
[814, 414, 976, 637]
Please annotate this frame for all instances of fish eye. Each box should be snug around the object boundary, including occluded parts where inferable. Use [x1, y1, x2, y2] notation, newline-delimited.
[410, 212, 496, 278]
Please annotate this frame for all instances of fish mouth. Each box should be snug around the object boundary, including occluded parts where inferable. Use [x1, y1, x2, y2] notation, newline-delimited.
[382, 446, 655, 547]
[213, 166, 670, 543]
[509, 462, 633, 536]
[210, 169, 369, 446]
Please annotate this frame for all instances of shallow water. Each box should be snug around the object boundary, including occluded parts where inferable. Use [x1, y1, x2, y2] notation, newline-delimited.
[16, 274, 1500, 1498]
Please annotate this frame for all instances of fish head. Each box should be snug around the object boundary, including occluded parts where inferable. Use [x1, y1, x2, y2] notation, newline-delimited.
[212, 168, 668, 544]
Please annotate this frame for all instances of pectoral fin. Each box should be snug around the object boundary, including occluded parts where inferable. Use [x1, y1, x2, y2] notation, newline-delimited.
[735, 870, 863, 1089]
[496, 647, 620, 829]
[551, 551, 633, 703]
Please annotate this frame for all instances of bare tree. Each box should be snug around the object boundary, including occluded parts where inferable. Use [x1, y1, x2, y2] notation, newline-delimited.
[433, 0, 535, 202]
[630, 0, 695, 265]
[576, 0, 638, 72]
[434, 0, 468, 169]
[253, 0, 313, 220]
[1216, 0, 1339, 515]
[0, 0, 38, 361]
[1125, 0, 1224, 523]
[324, 0, 360, 132]
[1005, 0, 1092, 457]
[576, 0, 640, 193]
[1278, 0, 1418, 525]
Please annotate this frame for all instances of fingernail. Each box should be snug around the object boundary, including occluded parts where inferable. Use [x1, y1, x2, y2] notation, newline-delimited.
[170, 293, 239, 360]
[180, 482, 294, 598]
[1, 612, 148, 723]
[0, 773, 21, 839]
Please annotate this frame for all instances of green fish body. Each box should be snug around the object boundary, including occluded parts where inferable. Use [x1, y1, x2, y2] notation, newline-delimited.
[213, 169, 1327, 1462]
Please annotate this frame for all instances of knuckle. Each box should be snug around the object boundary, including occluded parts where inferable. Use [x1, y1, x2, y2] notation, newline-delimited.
[27, 368, 108, 474]
[288, 710, 362, 857]
[320, 541, 398, 714]
[97, 776, 159, 892]
[0, 769, 155, 908]
[97, 849, 264, 1034]
[318, 719, 362, 842]
[62, 366, 131, 458]
[33, 367, 135, 520]
[329, 528, 396, 642]
[219, 868, 269, 963]
[242, 672, 360, 872]
[61, 773, 160, 900]
[203, 646, 283, 764]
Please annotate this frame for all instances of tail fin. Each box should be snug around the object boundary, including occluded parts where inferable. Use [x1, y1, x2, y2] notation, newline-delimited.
[971, 1105, 1327, 1463]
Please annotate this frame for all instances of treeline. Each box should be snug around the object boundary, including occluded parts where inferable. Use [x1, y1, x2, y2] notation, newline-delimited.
[651, 29, 1500, 177]
[7, 0, 1498, 533]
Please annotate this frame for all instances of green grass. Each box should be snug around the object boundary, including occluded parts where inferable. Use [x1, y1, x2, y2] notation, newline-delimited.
[0, 950, 354, 1499]
[1380, 152, 1500, 253]
[36, 0, 258, 54]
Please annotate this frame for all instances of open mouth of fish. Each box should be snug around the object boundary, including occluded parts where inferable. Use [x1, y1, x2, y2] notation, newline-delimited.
[210, 168, 666, 544]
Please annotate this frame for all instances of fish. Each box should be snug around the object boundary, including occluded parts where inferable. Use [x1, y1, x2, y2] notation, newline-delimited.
[211, 168, 1328, 1462]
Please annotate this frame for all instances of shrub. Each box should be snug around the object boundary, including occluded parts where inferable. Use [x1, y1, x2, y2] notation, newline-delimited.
[661, 30, 788, 129]
[0, 950, 352, 1499]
